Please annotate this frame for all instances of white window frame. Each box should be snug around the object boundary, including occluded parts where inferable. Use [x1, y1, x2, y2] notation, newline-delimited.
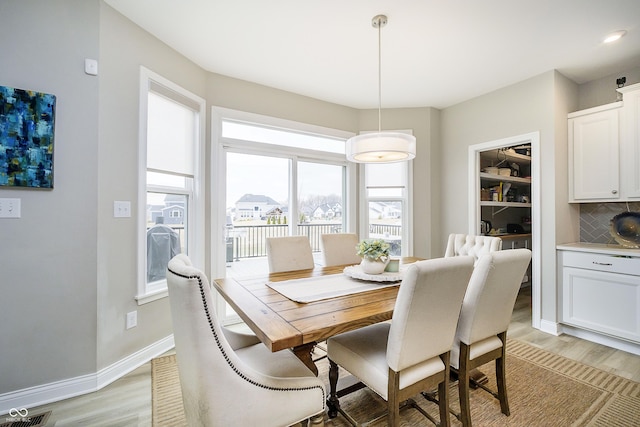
[136, 67, 205, 304]
[211, 107, 357, 318]
[359, 133, 414, 257]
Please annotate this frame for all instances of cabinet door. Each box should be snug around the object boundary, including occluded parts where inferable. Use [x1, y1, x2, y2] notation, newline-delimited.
[562, 267, 640, 343]
[569, 109, 620, 200]
[621, 87, 640, 198]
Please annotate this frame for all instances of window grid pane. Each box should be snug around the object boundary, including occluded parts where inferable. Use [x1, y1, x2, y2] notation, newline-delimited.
[146, 192, 188, 284]
[367, 200, 403, 256]
[222, 120, 345, 154]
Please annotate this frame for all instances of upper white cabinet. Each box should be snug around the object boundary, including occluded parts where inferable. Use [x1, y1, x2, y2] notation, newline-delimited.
[619, 84, 640, 198]
[568, 82, 640, 202]
[568, 103, 621, 201]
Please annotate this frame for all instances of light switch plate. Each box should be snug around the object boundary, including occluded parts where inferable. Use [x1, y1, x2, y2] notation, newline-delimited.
[113, 201, 131, 218]
[0, 198, 21, 218]
[126, 311, 137, 329]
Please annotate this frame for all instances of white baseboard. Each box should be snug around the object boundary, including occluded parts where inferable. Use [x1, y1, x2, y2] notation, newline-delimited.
[97, 335, 174, 389]
[539, 319, 562, 336]
[0, 335, 174, 415]
[560, 325, 640, 356]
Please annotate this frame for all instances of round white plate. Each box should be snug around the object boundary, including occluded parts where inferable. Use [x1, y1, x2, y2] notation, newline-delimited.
[343, 265, 404, 282]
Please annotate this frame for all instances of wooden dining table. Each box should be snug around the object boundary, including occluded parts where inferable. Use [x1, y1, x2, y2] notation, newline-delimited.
[212, 257, 421, 375]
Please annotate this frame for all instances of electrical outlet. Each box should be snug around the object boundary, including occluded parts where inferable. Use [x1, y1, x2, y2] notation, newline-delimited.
[126, 311, 138, 329]
[0, 198, 21, 218]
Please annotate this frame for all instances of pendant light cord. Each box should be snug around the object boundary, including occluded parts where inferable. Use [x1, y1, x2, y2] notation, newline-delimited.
[377, 17, 382, 133]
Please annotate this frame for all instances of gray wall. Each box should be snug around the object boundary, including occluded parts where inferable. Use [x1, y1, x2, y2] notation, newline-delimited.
[2, 0, 634, 405]
[355, 107, 440, 259]
[439, 70, 578, 324]
[577, 66, 640, 110]
[0, 0, 100, 392]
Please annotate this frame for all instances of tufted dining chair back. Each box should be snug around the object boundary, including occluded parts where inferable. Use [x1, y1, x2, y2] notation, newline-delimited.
[166, 254, 326, 426]
[320, 233, 362, 266]
[444, 233, 502, 263]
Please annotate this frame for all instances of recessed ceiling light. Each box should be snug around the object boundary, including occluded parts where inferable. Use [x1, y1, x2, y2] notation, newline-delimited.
[603, 30, 627, 43]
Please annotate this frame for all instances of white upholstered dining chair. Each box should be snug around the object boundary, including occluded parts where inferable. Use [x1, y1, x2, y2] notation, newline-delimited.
[444, 233, 502, 263]
[448, 248, 532, 427]
[166, 254, 326, 427]
[266, 236, 315, 273]
[319, 233, 362, 267]
[326, 256, 475, 427]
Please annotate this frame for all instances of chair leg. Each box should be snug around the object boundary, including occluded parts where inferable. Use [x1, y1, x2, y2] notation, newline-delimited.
[309, 413, 325, 426]
[327, 359, 340, 419]
[437, 377, 451, 427]
[458, 343, 473, 427]
[387, 369, 401, 427]
[438, 353, 451, 427]
[496, 333, 510, 416]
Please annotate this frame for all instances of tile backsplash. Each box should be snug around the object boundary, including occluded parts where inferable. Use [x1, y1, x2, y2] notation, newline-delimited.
[580, 202, 640, 244]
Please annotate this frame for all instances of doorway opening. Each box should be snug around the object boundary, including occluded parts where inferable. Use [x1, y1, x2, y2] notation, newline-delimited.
[468, 132, 541, 329]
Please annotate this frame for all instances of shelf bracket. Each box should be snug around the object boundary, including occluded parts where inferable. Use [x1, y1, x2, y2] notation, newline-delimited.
[492, 206, 510, 216]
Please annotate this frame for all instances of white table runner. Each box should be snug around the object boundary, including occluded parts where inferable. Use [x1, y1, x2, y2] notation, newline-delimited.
[267, 274, 400, 303]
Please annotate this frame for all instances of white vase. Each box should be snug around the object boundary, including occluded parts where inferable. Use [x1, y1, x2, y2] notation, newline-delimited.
[360, 257, 389, 275]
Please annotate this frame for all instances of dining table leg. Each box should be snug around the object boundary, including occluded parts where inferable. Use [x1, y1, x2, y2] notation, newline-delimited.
[292, 342, 318, 376]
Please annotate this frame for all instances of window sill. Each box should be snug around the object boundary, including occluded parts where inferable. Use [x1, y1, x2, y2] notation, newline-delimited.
[136, 288, 168, 305]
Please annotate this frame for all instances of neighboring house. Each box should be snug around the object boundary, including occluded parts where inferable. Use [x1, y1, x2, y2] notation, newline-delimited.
[265, 206, 283, 219]
[235, 194, 282, 220]
[312, 203, 337, 220]
[148, 195, 186, 225]
[369, 201, 401, 220]
[306, 202, 342, 221]
[332, 203, 343, 218]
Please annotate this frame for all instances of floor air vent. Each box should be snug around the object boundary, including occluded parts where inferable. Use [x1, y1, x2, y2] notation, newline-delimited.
[0, 411, 51, 427]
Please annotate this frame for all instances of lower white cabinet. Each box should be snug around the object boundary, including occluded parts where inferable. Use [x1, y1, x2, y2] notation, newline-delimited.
[559, 246, 640, 344]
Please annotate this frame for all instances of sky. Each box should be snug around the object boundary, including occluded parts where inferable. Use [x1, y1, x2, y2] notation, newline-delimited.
[226, 152, 342, 209]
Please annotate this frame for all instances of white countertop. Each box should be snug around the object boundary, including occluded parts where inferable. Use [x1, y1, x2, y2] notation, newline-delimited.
[557, 242, 640, 257]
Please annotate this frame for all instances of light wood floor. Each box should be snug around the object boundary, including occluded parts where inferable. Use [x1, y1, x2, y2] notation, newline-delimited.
[22, 286, 640, 426]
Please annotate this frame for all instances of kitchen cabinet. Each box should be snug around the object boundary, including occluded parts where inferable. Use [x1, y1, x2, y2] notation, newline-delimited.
[568, 82, 640, 202]
[618, 83, 640, 198]
[558, 244, 640, 352]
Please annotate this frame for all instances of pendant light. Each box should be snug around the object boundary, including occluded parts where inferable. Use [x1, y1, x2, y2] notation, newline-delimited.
[346, 14, 416, 163]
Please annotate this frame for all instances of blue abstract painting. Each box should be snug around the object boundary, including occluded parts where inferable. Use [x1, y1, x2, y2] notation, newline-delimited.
[0, 85, 56, 188]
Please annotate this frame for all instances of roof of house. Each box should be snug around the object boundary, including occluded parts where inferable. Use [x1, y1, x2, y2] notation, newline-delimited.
[236, 194, 280, 205]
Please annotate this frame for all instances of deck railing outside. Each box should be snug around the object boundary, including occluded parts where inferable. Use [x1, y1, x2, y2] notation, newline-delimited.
[149, 222, 402, 261]
[227, 223, 402, 260]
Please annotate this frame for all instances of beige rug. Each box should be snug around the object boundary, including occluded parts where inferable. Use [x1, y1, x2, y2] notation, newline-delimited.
[151, 340, 640, 426]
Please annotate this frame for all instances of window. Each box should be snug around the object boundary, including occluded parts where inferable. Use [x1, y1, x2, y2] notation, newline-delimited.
[212, 108, 356, 322]
[361, 160, 413, 257]
[137, 67, 205, 304]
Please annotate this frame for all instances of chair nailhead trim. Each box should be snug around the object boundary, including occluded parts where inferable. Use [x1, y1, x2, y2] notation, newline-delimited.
[168, 268, 326, 404]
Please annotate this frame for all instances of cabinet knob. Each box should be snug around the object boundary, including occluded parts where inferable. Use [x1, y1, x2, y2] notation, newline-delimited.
[612, 190, 618, 194]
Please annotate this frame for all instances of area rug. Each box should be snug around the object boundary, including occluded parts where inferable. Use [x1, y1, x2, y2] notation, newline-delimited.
[151, 340, 640, 426]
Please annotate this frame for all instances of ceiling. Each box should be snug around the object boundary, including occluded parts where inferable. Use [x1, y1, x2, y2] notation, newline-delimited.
[104, 0, 640, 110]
